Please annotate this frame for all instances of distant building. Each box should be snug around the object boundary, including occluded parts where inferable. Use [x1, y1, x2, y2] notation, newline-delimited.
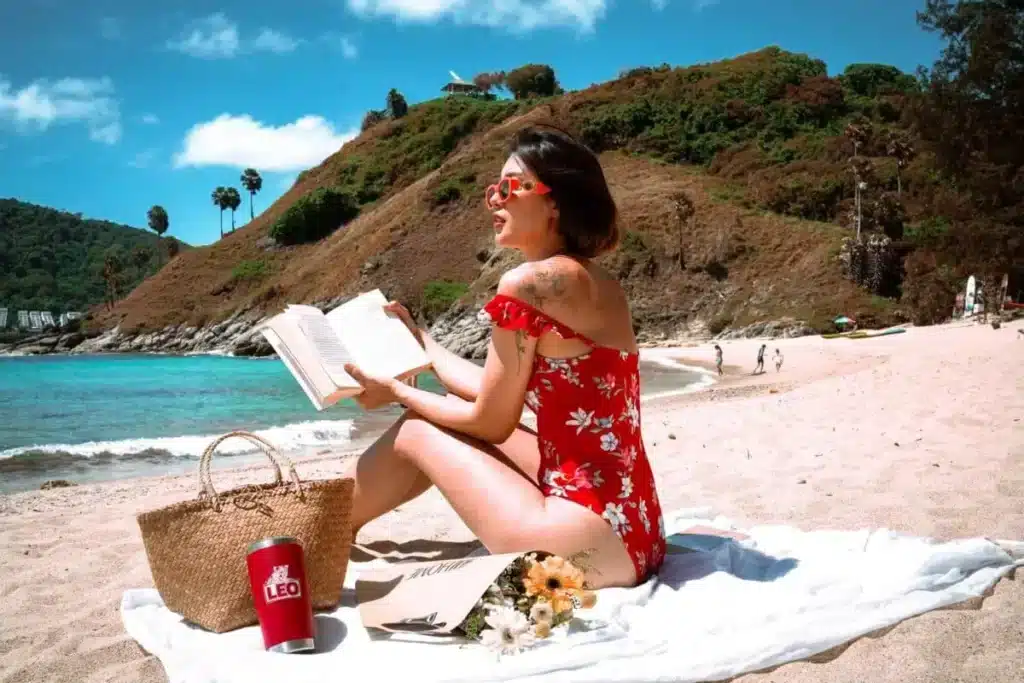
[28, 311, 43, 330]
[58, 311, 83, 327]
[17, 311, 29, 328]
[0, 308, 7, 329]
[441, 70, 481, 97]
[40, 311, 56, 327]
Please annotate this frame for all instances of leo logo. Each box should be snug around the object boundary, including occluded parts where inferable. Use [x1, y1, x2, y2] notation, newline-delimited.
[263, 565, 301, 603]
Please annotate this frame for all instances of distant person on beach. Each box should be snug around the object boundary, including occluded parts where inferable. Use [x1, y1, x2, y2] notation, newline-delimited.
[754, 344, 766, 374]
[773, 348, 784, 373]
[340, 125, 665, 589]
[714, 344, 723, 376]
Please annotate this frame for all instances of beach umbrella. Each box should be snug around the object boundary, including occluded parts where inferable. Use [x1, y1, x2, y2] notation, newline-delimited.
[833, 315, 855, 325]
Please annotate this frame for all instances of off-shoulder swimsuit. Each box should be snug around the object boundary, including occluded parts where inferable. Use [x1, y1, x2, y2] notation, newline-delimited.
[480, 294, 666, 582]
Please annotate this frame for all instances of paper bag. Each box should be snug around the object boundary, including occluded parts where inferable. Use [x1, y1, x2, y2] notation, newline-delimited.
[356, 553, 521, 634]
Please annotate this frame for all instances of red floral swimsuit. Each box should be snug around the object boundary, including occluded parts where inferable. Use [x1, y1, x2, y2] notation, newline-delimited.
[480, 294, 666, 582]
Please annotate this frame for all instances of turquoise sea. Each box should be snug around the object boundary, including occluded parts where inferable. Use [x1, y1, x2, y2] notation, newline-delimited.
[0, 354, 707, 495]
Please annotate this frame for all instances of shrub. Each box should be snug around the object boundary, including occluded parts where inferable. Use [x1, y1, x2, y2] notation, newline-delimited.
[421, 280, 469, 320]
[231, 259, 269, 282]
[708, 313, 733, 335]
[386, 89, 408, 119]
[361, 109, 388, 132]
[901, 250, 960, 325]
[269, 188, 359, 245]
[431, 181, 463, 207]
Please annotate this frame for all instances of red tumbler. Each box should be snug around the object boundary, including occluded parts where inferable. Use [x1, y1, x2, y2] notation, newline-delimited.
[246, 536, 316, 653]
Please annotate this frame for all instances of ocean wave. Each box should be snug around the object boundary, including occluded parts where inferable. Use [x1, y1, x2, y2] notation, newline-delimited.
[0, 419, 355, 461]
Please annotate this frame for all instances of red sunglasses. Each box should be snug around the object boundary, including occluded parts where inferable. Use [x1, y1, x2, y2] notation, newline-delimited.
[484, 176, 551, 208]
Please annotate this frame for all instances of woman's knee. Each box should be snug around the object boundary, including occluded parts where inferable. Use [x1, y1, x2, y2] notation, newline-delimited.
[391, 412, 443, 462]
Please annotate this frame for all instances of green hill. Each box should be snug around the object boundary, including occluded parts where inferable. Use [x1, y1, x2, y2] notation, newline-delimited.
[0, 199, 189, 314]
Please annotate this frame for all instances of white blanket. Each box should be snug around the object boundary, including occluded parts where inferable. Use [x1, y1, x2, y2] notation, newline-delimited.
[121, 509, 1023, 683]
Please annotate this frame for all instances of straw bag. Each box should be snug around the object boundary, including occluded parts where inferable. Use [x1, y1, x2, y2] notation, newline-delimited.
[137, 431, 354, 633]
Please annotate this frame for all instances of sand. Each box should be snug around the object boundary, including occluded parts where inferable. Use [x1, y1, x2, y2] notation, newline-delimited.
[1, 319, 1021, 683]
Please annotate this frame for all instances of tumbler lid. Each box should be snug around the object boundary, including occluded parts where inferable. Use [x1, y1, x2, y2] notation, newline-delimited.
[247, 536, 300, 554]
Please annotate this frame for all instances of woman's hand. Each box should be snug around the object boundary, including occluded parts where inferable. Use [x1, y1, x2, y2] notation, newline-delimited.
[344, 363, 400, 410]
[384, 301, 424, 348]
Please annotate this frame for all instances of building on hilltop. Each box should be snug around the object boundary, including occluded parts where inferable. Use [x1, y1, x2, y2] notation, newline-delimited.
[28, 311, 43, 330]
[441, 70, 481, 97]
[40, 311, 55, 328]
[59, 311, 83, 327]
[0, 308, 7, 329]
[17, 311, 29, 329]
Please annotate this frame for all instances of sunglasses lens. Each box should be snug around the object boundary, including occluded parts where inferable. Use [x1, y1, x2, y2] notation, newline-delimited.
[498, 179, 512, 200]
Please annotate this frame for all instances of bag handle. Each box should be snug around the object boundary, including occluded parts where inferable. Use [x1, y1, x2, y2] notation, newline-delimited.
[198, 431, 304, 511]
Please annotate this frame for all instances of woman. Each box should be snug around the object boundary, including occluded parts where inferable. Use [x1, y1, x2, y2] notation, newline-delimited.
[342, 125, 665, 589]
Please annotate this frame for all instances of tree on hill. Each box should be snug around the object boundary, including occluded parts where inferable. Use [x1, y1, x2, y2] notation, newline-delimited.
[147, 205, 169, 238]
[504, 64, 559, 99]
[387, 88, 409, 118]
[101, 247, 124, 310]
[212, 186, 228, 238]
[240, 168, 263, 220]
[473, 71, 507, 95]
[886, 131, 915, 196]
[224, 187, 242, 233]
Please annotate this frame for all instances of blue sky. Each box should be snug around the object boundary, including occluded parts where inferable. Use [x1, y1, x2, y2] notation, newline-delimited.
[0, 0, 944, 246]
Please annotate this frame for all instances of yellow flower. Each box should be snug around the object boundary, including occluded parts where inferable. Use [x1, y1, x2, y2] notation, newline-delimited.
[533, 621, 552, 639]
[529, 600, 554, 624]
[523, 556, 585, 613]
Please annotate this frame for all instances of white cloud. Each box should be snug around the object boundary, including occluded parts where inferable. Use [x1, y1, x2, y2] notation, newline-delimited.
[167, 13, 241, 58]
[99, 17, 121, 40]
[141, 113, 160, 125]
[168, 14, 302, 58]
[173, 114, 358, 172]
[0, 76, 121, 144]
[346, 0, 608, 32]
[252, 28, 301, 53]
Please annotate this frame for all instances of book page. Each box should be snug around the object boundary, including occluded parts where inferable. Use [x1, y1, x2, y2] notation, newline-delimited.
[325, 290, 431, 380]
[260, 314, 342, 408]
[285, 305, 359, 389]
[260, 327, 325, 411]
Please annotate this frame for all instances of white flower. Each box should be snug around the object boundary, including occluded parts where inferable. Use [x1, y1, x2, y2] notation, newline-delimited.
[590, 416, 615, 433]
[480, 605, 536, 655]
[525, 389, 541, 411]
[542, 469, 568, 497]
[639, 499, 651, 533]
[618, 474, 634, 499]
[602, 502, 631, 538]
[529, 601, 554, 624]
[600, 432, 619, 453]
[637, 552, 647, 575]
[566, 408, 594, 434]
[658, 513, 666, 539]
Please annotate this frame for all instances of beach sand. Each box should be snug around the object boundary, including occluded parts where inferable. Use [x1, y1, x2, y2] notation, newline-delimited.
[1, 320, 1021, 683]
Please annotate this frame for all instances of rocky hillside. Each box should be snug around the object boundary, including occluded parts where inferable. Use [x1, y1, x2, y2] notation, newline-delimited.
[50, 44, 1018, 358]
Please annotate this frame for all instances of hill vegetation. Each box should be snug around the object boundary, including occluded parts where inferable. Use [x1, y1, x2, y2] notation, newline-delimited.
[96, 0, 1022, 339]
[0, 199, 190, 314]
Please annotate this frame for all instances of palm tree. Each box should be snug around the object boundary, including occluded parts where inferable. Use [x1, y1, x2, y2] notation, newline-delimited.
[885, 132, 915, 196]
[102, 249, 124, 310]
[240, 168, 263, 220]
[146, 205, 170, 265]
[212, 186, 228, 238]
[147, 205, 169, 238]
[224, 187, 242, 232]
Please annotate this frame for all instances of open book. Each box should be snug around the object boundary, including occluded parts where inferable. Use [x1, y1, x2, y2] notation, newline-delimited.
[258, 289, 432, 410]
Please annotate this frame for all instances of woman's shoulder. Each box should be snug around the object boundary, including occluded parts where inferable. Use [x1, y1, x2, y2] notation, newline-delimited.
[497, 257, 590, 312]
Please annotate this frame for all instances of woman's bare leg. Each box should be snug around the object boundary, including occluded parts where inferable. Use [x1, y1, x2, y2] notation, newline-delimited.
[346, 412, 635, 588]
[346, 413, 540, 533]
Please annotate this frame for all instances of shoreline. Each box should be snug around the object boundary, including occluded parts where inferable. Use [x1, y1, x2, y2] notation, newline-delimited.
[1, 319, 1021, 683]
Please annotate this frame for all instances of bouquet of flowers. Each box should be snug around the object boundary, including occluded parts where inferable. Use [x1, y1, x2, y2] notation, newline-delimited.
[456, 551, 597, 655]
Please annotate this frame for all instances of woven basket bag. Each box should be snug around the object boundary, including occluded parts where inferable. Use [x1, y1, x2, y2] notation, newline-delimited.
[137, 431, 354, 633]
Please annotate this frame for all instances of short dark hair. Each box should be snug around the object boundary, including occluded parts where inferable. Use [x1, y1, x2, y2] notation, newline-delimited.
[509, 125, 618, 258]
